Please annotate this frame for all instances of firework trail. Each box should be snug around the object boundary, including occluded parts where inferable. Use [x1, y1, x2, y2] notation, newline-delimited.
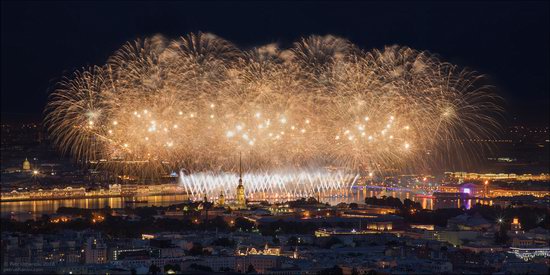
[44, 32, 502, 180]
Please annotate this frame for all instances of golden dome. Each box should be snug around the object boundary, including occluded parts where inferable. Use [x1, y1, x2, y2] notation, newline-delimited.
[22, 158, 31, 171]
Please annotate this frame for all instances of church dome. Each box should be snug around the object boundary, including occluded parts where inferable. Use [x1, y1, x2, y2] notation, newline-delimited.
[22, 158, 31, 171]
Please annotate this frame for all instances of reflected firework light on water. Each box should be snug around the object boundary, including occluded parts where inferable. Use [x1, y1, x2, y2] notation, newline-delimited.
[44, 32, 502, 179]
[179, 169, 359, 199]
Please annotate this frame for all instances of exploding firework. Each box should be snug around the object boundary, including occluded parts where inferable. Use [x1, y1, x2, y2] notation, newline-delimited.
[44, 32, 502, 180]
[180, 169, 359, 200]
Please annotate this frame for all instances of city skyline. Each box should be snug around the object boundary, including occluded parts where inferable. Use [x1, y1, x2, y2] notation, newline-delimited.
[1, 2, 549, 275]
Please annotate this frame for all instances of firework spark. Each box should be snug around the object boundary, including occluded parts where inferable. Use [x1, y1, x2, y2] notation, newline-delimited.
[44, 32, 502, 179]
[180, 169, 358, 200]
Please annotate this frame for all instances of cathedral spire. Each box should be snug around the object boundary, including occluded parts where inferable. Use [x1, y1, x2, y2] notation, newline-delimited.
[236, 152, 246, 209]
[239, 152, 242, 182]
[238, 152, 243, 186]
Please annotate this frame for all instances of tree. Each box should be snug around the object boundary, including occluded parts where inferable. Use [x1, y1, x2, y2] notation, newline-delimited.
[318, 265, 343, 275]
[288, 197, 319, 207]
[203, 201, 213, 222]
[234, 217, 255, 231]
[495, 224, 509, 244]
[403, 199, 421, 210]
[324, 237, 342, 248]
[188, 243, 206, 256]
[287, 236, 299, 246]
[135, 207, 158, 219]
[203, 216, 230, 231]
[307, 197, 318, 204]
[189, 263, 212, 272]
[349, 203, 359, 209]
[247, 264, 256, 273]
[385, 240, 399, 246]
[365, 196, 402, 208]
[148, 264, 160, 275]
[212, 237, 235, 247]
[102, 205, 112, 212]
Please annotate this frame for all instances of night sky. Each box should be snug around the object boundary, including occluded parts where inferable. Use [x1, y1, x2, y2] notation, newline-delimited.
[1, 1, 549, 125]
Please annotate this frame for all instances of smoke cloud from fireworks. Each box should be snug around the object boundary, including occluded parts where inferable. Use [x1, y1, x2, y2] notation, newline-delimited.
[45, 32, 502, 178]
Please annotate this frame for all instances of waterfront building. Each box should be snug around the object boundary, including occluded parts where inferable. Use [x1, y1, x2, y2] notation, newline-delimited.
[445, 172, 550, 182]
[490, 189, 549, 198]
[433, 192, 471, 209]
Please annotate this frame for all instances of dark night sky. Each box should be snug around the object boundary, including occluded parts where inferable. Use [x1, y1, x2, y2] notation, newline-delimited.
[1, 1, 549, 125]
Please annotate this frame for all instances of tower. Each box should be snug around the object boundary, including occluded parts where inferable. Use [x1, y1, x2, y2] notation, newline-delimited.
[236, 153, 246, 209]
[22, 158, 31, 171]
[511, 217, 522, 232]
[218, 191, 225, 207]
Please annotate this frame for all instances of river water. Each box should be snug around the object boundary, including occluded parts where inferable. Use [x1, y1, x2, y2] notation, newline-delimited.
[1, 187, 441, 220]
[1, 194, 188, 220]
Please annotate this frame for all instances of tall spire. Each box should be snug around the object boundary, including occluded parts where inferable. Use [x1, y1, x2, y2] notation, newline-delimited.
[236, 152, 246, 208]
[239, 152, 242, 180]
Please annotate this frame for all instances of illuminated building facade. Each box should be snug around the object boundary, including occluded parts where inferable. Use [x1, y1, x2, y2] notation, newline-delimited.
[445, 172, 550, 182]
[22, 158, 31, 171]
[509, 247, 550, 261]
[84, 238, 107, 264]
[237, 244, 281, 256]
[218, 191, 225, 207]
[235, 255, 281, 273]
[511, 218, 522, 232]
